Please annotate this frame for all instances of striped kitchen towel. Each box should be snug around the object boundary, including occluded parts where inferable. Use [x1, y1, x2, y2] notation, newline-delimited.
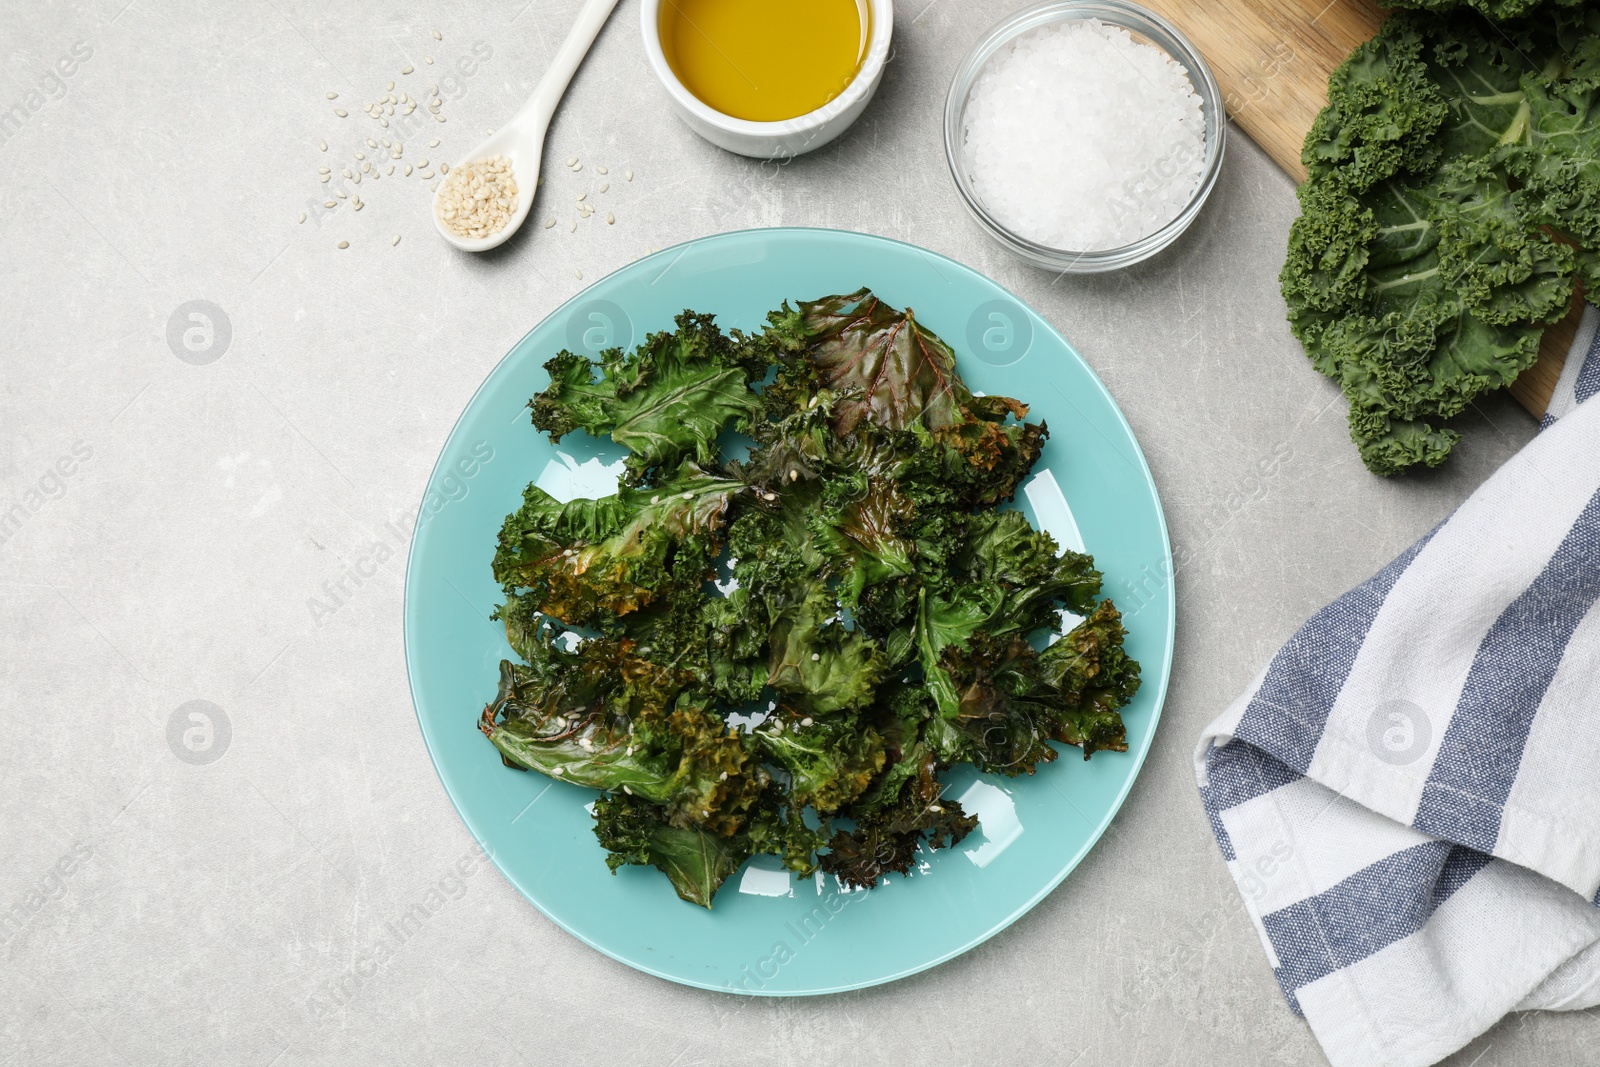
[1195, 319, 1600, 1067]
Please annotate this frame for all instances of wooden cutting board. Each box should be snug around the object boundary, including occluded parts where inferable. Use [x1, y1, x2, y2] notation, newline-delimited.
[1137, 0, 1578, 417]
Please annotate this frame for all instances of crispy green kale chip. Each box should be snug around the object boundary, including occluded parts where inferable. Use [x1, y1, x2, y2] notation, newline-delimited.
[1282, 5, 1600, 475]
[480, 294, 1142, 906]
[530, 310, 770, 485]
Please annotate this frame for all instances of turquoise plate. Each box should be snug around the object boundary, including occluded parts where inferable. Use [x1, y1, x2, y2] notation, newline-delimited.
[404, 228, 1173, 995]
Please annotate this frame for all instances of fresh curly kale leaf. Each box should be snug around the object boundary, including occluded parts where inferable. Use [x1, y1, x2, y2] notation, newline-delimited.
[1384, 0, 1584, 18]
[530, 311, 773, 485]
[1283, 6, 1600, 474]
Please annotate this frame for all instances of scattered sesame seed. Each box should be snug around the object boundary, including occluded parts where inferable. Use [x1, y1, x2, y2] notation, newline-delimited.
[606, 212, 615, 225]
[569, 221, 577, 232]
[404, 164, 412, 175]
[625, 169, 634, 181]
[567, 156, 578, 166]
[400, 65, 413, 74]
[429, 138, 440, 147]
[386, 165, 394, 175]
[319, 173, 330, 183]
[810, 653, 820, 662]
[424, 56, 434, 64]
[324, 200, 336, 208]
[318, 139, 328, 151]
[326, 91, 338, 99]
[335, 189, 347, 199]
[352, 172, 361, 184]
[435, 115, 446, 122]
[544, 218, 556, 228]
[387, 80, 395, 90]
[576, 192, 587, 202]
[337, 240, 349, 248]
[570, 161, 581, 171]
[333, 108, 347, 117]
[719, 771, 728, 781]
[416, 158, 428, 168]
[353, 200, 363, 210]
[298, 212, 306, 223]
[439, 161, 449, 174]
[575, 269, 583, 279]
[429, 181, 438, 190]
[597, 165, 608, 174]
[419, 170, 434, 179]
[431, 28, 442, 39]
[392, 234, 401, 245]
[599, 182, 609, 192]
[801, 717, 814, 725]
[367, 137, 378, 147]
[380, 117, 389, 127]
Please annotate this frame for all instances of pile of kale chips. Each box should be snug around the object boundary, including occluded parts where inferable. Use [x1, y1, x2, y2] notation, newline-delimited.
[1282, 0, 1600, 475]
[479, 289, 1140, 907]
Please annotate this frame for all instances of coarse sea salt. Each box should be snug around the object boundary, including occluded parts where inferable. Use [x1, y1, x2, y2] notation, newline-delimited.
[962, 19, 1206, 252]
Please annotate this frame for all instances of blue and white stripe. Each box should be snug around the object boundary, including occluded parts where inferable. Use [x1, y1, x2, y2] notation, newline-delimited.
[1196, 316, 1600, 1067]
[1541, 304, 1600, 429]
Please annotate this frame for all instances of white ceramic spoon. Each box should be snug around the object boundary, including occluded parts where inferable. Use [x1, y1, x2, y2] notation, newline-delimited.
[432, 0, 622, 252]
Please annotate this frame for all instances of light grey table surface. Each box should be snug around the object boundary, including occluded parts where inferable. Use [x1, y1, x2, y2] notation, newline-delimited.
[0, 1, 1574, 1064]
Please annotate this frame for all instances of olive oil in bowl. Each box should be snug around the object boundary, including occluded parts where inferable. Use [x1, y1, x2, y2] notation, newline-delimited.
[659, 0, 871, 122]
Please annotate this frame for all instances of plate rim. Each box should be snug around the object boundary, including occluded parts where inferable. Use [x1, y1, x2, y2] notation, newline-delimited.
[402, 226, 1175, 996]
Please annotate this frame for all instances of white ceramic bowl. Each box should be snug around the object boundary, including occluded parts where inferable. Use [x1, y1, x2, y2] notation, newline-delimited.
[640, 0, 894, 159]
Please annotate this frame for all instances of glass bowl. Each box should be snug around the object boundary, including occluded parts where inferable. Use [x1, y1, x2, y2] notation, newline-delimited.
[943, 0, 1226, 273]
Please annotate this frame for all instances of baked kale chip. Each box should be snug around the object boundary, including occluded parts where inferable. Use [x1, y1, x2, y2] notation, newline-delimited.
[480, 291, 1142, 906]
